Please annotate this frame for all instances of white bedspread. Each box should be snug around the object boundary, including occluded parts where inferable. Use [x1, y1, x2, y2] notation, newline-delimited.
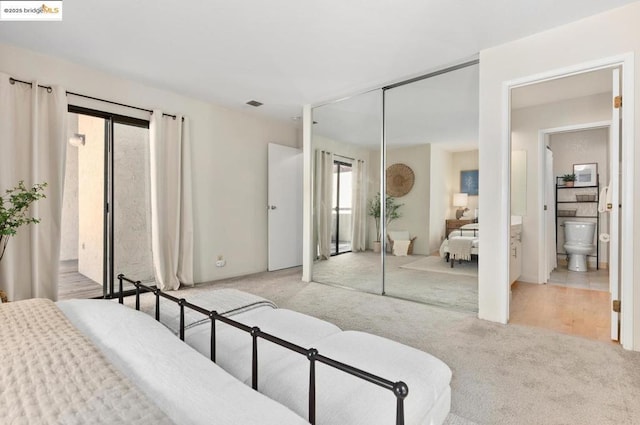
[1, 299, 172, 425]
[58, 299, 308, 425]
[260, 331, 452, 425]
[186, 307, 341, 385]
[142, 288, 277, 335]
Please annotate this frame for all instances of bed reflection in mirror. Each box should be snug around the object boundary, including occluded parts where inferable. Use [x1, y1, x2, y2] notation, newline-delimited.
[381, 62, 479, 313]
[310, 61, 480, 313]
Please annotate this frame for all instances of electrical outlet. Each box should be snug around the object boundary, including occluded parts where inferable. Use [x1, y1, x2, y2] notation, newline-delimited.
[216, 255, 226, 267]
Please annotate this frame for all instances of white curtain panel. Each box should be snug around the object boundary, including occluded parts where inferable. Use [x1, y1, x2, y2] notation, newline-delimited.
[314, 150, 333, 260]
[350, 159, 367, 252]
[149, 111, 194, 290]
[0, 74, 67, 301]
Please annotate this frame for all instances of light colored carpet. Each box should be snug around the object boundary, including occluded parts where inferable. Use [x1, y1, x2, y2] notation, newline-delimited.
[400, 256, 478, 277]
[126, 267, 640, 425]
[313, 252, 478, 313]
[135, 268, 640, 425]
[443, 413, 478, 425]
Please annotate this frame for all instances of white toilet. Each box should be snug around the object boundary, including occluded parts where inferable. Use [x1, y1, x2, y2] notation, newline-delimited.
[563, 221, 596, 272]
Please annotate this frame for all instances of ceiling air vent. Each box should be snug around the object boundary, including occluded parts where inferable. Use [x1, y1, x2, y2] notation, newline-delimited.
[246, 100, 263, 107]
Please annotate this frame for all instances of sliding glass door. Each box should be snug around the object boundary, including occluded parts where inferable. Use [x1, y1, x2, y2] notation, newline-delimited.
[60, 107, 151, 298]
[59, 112, 107, 299]
[112, 121, 154, 292]
[331, 161, 353, 255]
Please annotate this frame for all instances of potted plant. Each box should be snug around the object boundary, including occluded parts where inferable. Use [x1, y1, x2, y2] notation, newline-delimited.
[0, 181, 47, 263]
[562, 173, 576, 187]
[367, 192, 403, 253]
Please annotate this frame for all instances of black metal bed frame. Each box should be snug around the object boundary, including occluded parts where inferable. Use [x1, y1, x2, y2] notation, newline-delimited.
[117, 274, 409, 425]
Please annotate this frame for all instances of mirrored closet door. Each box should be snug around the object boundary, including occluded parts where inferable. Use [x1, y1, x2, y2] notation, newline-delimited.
[309, 61, 480, 313]
[311, 90, 383, 294]
[382, 63, 480, 311]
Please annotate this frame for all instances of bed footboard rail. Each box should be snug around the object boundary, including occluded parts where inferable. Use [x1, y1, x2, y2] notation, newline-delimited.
[117, 274, 408, 425]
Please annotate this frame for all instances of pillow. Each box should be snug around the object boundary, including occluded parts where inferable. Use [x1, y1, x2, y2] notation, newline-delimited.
[388, 230, 410, 241]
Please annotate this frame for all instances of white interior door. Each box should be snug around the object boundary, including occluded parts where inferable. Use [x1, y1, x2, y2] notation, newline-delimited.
[545, 147, 557, 281]
[268, 143, 303, 271]
[609, 68, 621, 341]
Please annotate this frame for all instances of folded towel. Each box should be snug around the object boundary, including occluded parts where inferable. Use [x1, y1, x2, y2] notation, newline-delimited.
[598, 182, 613, 213]
[393, 240, 411, 256]
[448, 237, 473, 261]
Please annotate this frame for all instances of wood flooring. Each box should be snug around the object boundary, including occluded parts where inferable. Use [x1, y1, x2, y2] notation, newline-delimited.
[510, 281, 614, 343]
[58, 260, 104, 300]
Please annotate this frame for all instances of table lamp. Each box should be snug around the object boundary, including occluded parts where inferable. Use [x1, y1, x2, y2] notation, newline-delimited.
[453, 193, 469, 219]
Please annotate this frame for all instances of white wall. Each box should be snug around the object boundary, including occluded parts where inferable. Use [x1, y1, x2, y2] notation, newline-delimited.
[429, 145, 453, 252]
[113, 124, 154, 281]
[0, 42, 299, 284]
[511, 94, 610, 282]
[60, 114, 79, 261]
[77, 115, 104, 284]
[450, 150, 479, 217]
[478, 2, 638, 349]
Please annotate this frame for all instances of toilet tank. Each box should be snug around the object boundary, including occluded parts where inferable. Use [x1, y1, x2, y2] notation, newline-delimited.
[564, 221, 596, 244]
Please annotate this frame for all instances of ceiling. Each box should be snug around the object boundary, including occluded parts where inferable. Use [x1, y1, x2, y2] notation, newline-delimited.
[0, 0, 634, 123]
[314, 65, 613, 151]
[511, 68, 613, 109]
[313, 63, 479, 151]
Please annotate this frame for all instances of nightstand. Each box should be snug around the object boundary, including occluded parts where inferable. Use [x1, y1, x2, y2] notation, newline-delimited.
[445, 219, 473, 237]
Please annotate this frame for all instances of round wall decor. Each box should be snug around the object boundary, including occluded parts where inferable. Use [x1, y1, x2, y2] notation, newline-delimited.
[386, 163, 415, 197]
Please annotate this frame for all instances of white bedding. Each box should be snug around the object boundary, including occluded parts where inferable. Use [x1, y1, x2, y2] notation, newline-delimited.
[1, 299, 172, 425]
[133, 289, 452, 425]
[139, 288, 277, 334]
[259, 331, 452, 425]
[181, 303, 451, 425]
[186, 307, 342, 384]
[57, 300, 308, 425]
[440, 224, 479, 258]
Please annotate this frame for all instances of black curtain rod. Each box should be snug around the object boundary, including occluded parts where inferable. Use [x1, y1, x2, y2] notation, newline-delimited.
[8, 77, 181, 120]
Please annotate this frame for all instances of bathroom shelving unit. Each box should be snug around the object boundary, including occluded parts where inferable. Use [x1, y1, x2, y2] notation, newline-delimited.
[555, 176, 600, 270]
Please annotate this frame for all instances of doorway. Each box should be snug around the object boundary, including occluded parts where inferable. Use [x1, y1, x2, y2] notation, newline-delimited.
[267, 143, 303, 271]
[331, 160, 353, 256]
[59, 107, 152, 299]
[507, 66, 623, 343]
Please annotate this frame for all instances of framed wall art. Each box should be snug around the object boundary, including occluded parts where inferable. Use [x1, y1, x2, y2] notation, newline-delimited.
[573, 163, 597, 187]
[460, 169, 479, 196]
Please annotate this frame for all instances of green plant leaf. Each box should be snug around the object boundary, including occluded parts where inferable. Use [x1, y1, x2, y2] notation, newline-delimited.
[0, 181, 47, 261]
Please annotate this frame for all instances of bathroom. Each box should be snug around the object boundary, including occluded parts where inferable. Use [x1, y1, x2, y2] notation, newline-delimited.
[507, 68, 620, 342]
[548, 127, 609, 290]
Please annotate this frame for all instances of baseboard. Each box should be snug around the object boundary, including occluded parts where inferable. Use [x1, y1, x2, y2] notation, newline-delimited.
[517, 274, 540, 284]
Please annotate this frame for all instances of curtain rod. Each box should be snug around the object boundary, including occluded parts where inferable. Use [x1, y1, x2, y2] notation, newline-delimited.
[8, 77, 181, 120]
[334, 153, 355, 161]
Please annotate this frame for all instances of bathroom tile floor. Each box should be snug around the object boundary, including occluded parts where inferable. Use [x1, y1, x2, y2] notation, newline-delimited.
[547, 266, 609, 292]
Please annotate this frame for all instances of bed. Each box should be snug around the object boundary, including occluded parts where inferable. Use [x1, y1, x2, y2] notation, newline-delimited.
[123, 278, 452, 425]
[1, 279, 452, 425]
[0, 297, 308, 425]
[439, 223, 479, 267]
